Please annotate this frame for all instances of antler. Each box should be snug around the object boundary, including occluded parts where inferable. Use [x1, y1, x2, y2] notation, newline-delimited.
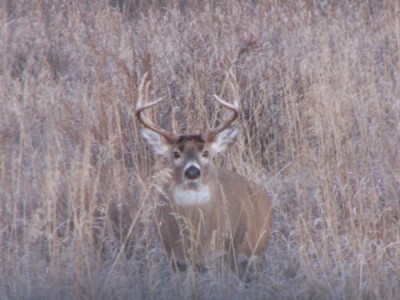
[136, 74, 177, 142]
[207, 89, 240, 140]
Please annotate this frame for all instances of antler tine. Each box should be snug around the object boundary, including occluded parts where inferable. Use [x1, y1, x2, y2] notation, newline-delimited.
[207, 92, 240, 139]
[136, 74, 177, 142]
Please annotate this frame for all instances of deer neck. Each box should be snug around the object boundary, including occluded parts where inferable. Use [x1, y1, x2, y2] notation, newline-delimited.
[172, 184, 210, 206]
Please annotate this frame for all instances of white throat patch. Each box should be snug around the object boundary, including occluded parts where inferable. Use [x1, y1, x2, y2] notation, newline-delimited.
[173, 184, 210, 206]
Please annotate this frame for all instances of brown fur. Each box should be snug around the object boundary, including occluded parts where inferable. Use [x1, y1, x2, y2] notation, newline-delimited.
[153, 137, 273, 277]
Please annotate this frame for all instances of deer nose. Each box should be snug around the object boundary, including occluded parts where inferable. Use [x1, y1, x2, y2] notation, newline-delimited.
[184, 166, 201, 180]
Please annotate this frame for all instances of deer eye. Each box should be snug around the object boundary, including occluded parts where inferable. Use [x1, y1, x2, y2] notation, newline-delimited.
[173, 151, 181, 159]
[202, 150, 209, 158]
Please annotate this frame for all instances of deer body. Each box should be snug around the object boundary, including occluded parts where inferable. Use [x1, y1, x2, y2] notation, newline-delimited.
[136, 76, 272, 277]
[157, 167, 272, 270]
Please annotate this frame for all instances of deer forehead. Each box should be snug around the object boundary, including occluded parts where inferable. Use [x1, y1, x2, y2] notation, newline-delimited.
[175, 135, 206, 153]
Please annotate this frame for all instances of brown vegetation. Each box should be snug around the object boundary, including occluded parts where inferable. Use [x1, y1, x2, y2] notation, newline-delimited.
[0, 0, 399, 299]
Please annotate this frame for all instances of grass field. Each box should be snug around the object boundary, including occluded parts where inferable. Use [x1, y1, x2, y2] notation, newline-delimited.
[1, 0, 399, 299]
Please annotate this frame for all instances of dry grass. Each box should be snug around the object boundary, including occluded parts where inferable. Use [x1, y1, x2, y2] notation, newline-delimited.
[1, 0, 399, 299]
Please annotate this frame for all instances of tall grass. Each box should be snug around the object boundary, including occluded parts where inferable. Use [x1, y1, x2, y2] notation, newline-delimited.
[0, 0, 399, 299]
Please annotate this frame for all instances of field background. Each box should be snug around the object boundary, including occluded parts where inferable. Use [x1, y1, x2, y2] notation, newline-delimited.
[1, 0, 399, 299]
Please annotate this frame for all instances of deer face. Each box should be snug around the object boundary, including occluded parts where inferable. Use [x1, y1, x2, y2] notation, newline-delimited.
[141, 128, 238, 191]
[171, 135, 209, 188]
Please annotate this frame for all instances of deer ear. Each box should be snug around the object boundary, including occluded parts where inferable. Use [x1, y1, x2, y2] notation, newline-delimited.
[210, 127, 239, 153]
[141, 128, 170, 156]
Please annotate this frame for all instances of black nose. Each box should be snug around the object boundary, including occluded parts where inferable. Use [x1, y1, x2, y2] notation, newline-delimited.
[184, 166, 201, 180]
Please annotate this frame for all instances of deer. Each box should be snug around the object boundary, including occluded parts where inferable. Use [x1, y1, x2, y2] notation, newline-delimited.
[136, 75, 273, 279]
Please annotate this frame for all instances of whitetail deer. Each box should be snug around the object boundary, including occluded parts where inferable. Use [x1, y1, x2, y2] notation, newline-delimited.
[136, 75, 272, 278]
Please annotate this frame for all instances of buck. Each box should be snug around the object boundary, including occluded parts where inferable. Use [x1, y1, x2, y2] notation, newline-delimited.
[136, 76, 272, 278]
